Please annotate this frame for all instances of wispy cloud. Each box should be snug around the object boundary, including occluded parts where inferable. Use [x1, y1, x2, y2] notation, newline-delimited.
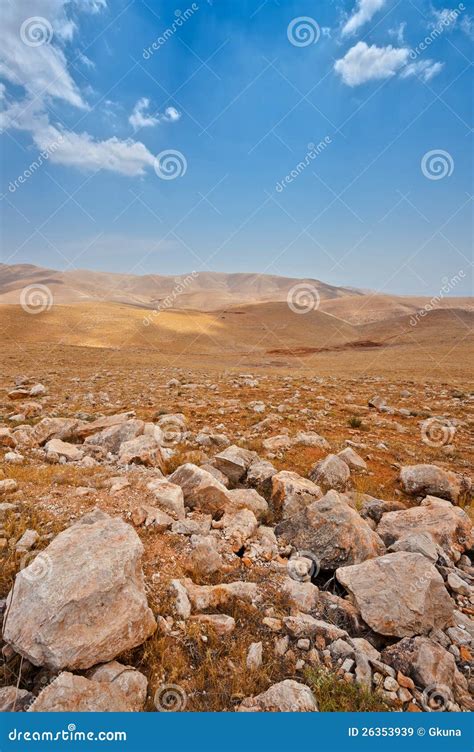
[342, 0, 387, 36]
[400, 59, 444, 82]
[0, 0, 160, 177]
[129, 98, 181, 131]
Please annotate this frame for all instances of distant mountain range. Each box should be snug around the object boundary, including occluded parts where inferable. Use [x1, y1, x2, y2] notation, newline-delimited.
[0, 263, 471, 325]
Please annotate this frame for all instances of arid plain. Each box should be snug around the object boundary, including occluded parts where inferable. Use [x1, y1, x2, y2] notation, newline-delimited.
[0, 264, 473, 713]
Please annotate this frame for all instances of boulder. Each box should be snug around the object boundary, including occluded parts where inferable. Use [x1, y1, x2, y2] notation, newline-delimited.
[382, 637, 464, 696]
[271, 471, 322, 519]
[180, 578, 260, 612]
[131, 505, 173, 530]
[0, 686, 34, 712]
[186, 537, 223, 577]
[32, 417, 83, 446]
[294, 431, 329, 448]
[275, 490, 385, 571]
[168, 464, 230, 516]
[237, 680, 318, 712]
[146, 478, 185, 519]
[377, 496, 473, 557]
[387, 533, 438, 562]
[400, 464, 471, 503]
[219, 509, 259, 550]
[213, 445, 258, 485]
[246, 458, 277, 497]
[85, 419, 144, 454]
[87, 661, 148, 711]
[226, 488, 268, 520]
[118, 435, 165, 468]
[337, 447, 367, 471]
[45, 439, 84, 462]
[189, 614, 236, 635]
[246, 641, 263, 670]
[336, 552, 454, 637]
[0, 428, 17, 448]
[28, 672, 132, 712]
[75, 412, 135, 440]
[3, 510, 156, 670]
[309, 454, 351, 491]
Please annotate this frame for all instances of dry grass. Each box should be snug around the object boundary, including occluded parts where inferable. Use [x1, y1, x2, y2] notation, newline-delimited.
[0, 502, 65, 599]
[304, 667, 391, 712]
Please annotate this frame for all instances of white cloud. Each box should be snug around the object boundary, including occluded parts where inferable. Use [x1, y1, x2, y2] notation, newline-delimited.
[334, 42, 409, 86]
[460, 14, 474, 38]
[34, 122, 156, 177]
[129, 98, 181, 131]
[400, 59, 444, 82]
[388, 21, 407, 45]
[342, 0, 387, 36]
[0, 0, 87, 109]
[129, 97, 159, 130]
[0, 0, 161, 178]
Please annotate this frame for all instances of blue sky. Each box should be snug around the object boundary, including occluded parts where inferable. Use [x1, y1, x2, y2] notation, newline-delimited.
[1, 0, 472, 295]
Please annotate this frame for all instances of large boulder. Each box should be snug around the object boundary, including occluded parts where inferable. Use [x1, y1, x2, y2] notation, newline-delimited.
[336, 552, 454, 637]
[3, 510, 156, 670]
[237, 680, 318, 712]
[146, 478, 185, 519]
[213, 445, 258, 485]
[275, 490, 385, 570]
[118, 435, 165, 468]
[246, 458, 277, 498]
[271, 471, 322, 519]
[168, 464, 231, 516]
[28, 673, 133, 712]
[377, 496, 473, 558]
[84, 419, 144, 454]
[309, 454, 351, 492]
[400, 464, 471, 503]
[32, 417, 83, 446]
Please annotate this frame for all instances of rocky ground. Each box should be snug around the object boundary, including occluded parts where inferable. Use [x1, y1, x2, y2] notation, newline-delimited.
[0, 360, 473, 713]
